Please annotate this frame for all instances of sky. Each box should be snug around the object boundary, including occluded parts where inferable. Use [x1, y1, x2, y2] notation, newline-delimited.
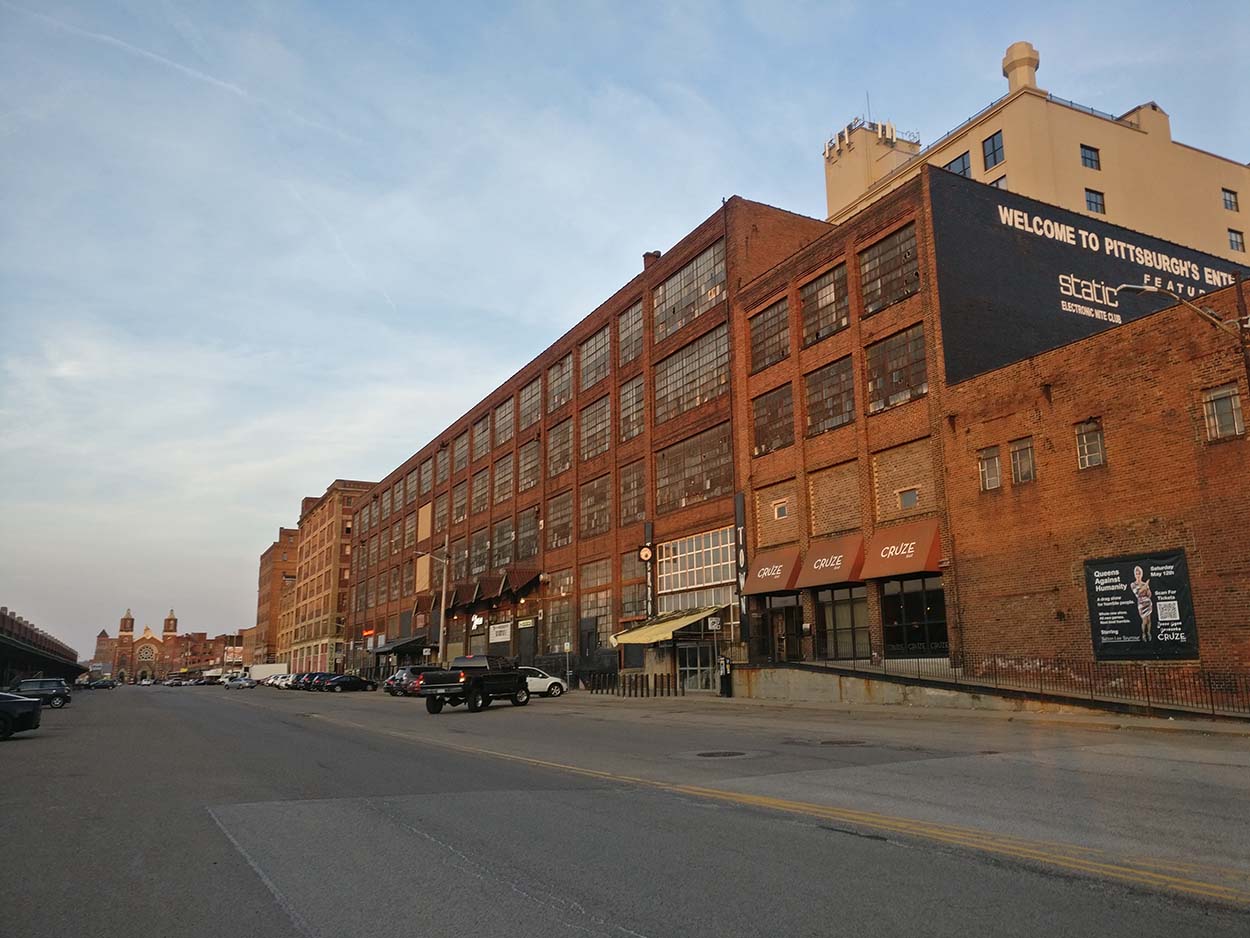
[2, 1, 1247, 658]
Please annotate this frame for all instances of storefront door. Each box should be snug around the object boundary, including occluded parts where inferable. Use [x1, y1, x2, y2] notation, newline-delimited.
[767, 599, 802, 662]
[516, 620, 536, 665]
[677, 644, 715, 691]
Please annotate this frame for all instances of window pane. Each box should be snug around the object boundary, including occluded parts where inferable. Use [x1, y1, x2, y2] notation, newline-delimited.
[749, 298, 790, 372]
[653, 240, 726, 342]
[579, 326, 611, 391]
[619, 374, 645, 442]
[800, 264, 849, 346]
[752, 384, 794, 456]
[618, 300, 644, 365]
[866, 322, 927, 412]
[654, 324, 729, 424]
[654, 423, 733, 515]
[804, 355, 854, 436]
[859, 223, 919, 316]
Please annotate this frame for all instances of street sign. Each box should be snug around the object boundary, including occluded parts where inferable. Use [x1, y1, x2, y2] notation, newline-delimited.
[708, 617, 722, 631]
[563, 641, 571, 653]
[422, 647, 432, 657]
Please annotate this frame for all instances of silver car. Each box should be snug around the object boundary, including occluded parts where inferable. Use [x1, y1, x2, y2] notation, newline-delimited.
[224, 676, 256, 689]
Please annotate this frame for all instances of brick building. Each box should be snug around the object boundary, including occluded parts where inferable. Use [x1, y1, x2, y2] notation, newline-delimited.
[735, 166, 1248, 672]
[289, 480, 373, 674]
[93, 609, 243, 681]
[275, 575, 297, 668]
[254, 527, 298, 664]
[345, 197, 830, 682]
[342, 171, 1247, 687]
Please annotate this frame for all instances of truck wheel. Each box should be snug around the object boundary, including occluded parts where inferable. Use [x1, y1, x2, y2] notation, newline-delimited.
[466, 689, 485, 712]
[0, 713, 12, 740]
[425, 697, 444, 714]
[511, 687, 530, 707]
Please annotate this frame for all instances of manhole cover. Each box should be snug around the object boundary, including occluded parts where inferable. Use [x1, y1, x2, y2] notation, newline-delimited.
[696, 750, 746, 758]
[820, 739, 866, 746]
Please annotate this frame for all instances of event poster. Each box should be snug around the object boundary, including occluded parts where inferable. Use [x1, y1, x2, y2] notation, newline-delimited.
[1084, 549, 1199, 660]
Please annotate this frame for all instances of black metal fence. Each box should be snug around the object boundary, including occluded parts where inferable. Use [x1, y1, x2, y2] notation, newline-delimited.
[589, 671, 684, 697]
[810, 651, 1250, 719]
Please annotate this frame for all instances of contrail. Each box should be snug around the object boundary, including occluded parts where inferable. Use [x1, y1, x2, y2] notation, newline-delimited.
[1, 0, 356, 143]
[284, 181, 399, 316]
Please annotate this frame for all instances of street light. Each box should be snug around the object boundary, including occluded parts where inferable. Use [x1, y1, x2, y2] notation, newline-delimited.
[1114, 283, 1241, 337]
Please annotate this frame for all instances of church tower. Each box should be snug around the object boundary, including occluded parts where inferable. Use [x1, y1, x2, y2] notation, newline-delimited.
[116, 608, 135, 681]
[120, 608, 134, 635]
[163, 609, 178, 635]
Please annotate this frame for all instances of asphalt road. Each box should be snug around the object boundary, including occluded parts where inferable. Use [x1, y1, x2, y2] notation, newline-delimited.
[3, 685, 1248, 937]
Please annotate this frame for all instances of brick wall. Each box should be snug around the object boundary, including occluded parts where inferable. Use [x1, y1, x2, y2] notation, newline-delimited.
[754, 478, 800, 546]
[808, 461, 861, 535]
[871, 437, 936, 523]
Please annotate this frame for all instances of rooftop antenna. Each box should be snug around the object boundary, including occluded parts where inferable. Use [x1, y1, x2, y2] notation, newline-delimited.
[866, 91, 872, 124]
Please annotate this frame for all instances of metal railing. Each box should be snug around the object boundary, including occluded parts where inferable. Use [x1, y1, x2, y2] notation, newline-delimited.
[799, 652, 1250, 719]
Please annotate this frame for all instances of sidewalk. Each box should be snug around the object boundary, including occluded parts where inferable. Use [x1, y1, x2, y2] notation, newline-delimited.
[565, 689, 1250, 739]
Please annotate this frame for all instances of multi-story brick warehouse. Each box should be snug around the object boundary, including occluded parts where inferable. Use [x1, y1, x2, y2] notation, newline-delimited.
[290, 480, 373, 674]
[736, 166, 1248, 673]
[254, 527, 298, 664]
[345, 197, 831, 681]
[346, 172, 1247, 687]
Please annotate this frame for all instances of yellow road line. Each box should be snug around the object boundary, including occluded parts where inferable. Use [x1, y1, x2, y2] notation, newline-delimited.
[302, 710, 1250, 906]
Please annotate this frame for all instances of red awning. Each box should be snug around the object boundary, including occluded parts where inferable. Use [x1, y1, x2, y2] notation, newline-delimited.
[794, 534, 865, 588]
[742, 546, 803, 594]
[860, 518, 942, 579]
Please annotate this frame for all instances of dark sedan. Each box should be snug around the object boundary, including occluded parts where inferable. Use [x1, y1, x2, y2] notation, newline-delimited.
[10, 679, 72, 708]
[304, 673, 333, 690]
[0, 692, 42, 740]
[325, 675, 377, 693]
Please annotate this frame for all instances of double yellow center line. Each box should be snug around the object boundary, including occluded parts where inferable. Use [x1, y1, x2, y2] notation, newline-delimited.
[300, 707, 1248, 906]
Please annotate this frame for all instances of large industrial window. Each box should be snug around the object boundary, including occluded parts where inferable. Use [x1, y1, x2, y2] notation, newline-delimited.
[621, 582, 646, 620]
[452, 481, 467, 523]
[579, 475, 610, 539]
[1203, 384, 1245, 440]
[546, 491, 573, 550]
[493, 453, 513, 505]
[492, 517, 514, 568]
[472, 416, 491, 461]
[547, 418, 573, 477]
[580, 326, 611, 391]
[581, 558, 611, 590]
[469, 528, 489, 575]
[800, 263, 849, 346]
[943, 151, 971, 177]
[656, 525, 734, 594]
[519, 377, 542, 430]
[547, 354, 573, 413]
[494, 398, 514, 447]
[516, 507, 539, 561]
[471, 468, 489, 515]
[402, 561, 414, 598]
[419, 459, 432, 496]
[545, 598, 572, 654]
[405, 469, 417, 505]
[752, 384, 794, 456]
[404, 513, 416, 549]
[654, 323, 729, 424]
[619, 460, 645, 525]
[582, 588, 614, 644]
[453, 433, 468, 473]
[860, 223, 919, 315]
[654, 422, 733, 515]
[619, 374, 644, 442]
[451, 537, 467, 580]
[749, 298, 790, 372]
[580, 396, 611, 461]
[804, 356, 855, 436]
[866, 323, 927, 413]
[518, 439, 540, 492]
[1076, 420, 1105, 469]
[381, 488, 392, 517]
[369, 534, 379, 567]
[882, 575, 947, 658]
[982, 130, 1004, 170]
[435, 448, 449, 485]
[434, 493, 448, 531]
[653, 240, 726, 342]
[619, 300, 643, 365]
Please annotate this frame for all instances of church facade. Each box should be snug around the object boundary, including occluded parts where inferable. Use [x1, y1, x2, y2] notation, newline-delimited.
[92, 609, 242, 682]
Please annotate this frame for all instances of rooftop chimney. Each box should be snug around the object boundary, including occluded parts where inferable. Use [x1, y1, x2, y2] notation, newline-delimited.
[643, 250, 662, 269]
[1002, 41, 1040, 93]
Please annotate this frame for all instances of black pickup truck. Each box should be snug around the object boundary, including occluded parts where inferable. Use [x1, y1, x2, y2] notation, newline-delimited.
[414, 655, 530, 714]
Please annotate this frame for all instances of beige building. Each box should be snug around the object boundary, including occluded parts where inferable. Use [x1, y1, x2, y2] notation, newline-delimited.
[289, 479, 374, 673]
[824, 41, 1248, 261]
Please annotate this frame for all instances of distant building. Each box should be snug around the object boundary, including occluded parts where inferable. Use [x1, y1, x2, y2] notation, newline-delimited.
[289, 480, 374, 674]
[254, 527, 298, 663]
[823, 41, 1249, 262]
[93, 609, 242, 681]
[275, 575, 297, 668]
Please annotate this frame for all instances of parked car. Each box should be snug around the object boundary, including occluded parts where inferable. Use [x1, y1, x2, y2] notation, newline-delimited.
[414, 655, 529, 714]
[0, 692, 42, 740]
[310, 673, 336, 691]
[520, 666, 567, 698]
[296, 673, 325, 690]
[224, 676, 256, 689]
[286, 673, 308, 689]
[140, 678, 153, 686]
[385, 666, 441, 696]
[324, 675, 377, 693]
[163, 678, 184, 686]
[9, 678, 72, 709]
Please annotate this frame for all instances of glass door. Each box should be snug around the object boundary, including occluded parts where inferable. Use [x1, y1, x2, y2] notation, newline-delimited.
[677, 644, 715, 691]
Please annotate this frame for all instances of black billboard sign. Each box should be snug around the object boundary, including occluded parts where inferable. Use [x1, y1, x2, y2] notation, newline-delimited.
[929, 169, 1249, 384]
[1083, 549, 1198, 661]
